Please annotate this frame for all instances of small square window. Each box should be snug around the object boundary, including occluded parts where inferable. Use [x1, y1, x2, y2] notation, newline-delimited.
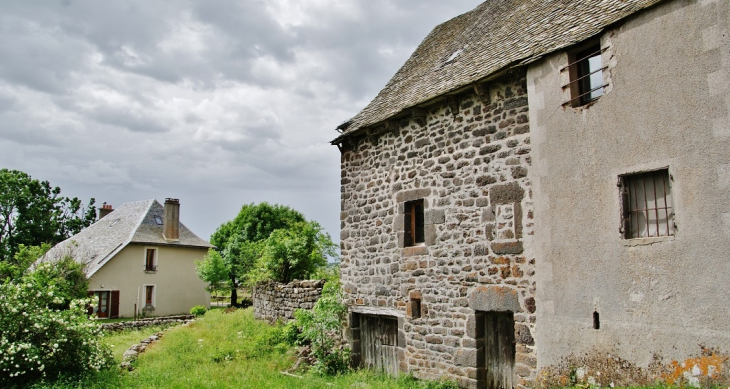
[404, 199, 425, 246]
[620, 169, 674, 239]
[564, 44, 605, 107]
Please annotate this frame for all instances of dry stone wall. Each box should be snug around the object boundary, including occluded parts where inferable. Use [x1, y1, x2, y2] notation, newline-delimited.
[339, 71, 536, 389]
[253, 279, 325, 323]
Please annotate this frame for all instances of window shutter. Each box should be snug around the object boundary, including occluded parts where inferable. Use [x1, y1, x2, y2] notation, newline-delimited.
[414, 201, 425, 244]
[110, 290, 120, 318]
[404, 204, 413, 247]
[86, 291, 94, 316]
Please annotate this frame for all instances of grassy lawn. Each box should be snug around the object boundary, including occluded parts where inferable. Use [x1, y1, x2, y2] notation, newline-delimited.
[36, 308, 450, 389]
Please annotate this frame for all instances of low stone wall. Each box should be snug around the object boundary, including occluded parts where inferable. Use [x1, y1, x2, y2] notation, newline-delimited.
[253, 279, 325, 323]
[101, 314, 195, 331]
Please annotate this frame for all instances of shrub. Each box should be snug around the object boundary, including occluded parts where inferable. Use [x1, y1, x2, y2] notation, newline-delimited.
[0, 260, 112, 386]
[292, 280, 350, 375]
[190, 305, 207, 317]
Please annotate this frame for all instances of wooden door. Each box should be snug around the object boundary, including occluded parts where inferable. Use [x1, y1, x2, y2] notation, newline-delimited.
[110, 290, 120, 318]
[360, 315, 399, 376]
[484, 312, 515, 389]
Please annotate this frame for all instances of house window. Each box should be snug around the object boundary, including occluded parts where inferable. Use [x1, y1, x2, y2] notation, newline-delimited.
[563, 44, 606, 107]
[404, 199, 425, 246]
[145, 285, 155, 307]
[87, 290, 120, 318]
[410, 298, 422, 319]
[93, 291, 110, 318]
[620, 169, 674, 239]
[145, 248, 157, 272]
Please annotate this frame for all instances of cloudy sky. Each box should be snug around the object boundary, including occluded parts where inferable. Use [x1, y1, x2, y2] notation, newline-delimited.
[0, 0, 483, 244]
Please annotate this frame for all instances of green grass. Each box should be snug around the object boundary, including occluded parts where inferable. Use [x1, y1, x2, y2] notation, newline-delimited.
[34, 308, 454, 389]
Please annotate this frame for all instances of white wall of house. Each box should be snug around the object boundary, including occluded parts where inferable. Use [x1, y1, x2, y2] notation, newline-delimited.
[527, 0, 730, 370]
[88, 244, 210, 317]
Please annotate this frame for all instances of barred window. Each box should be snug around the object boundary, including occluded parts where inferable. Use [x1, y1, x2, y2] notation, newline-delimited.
[620, 169, 674, 239]
[562, 44, 607, 107]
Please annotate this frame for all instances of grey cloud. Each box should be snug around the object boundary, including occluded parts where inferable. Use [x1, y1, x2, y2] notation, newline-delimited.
[88, 106, 170, 134]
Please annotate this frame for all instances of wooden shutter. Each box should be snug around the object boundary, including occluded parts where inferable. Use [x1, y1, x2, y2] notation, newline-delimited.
[86, 291, 94, 316]
[110, 290, 120, 318]
[414, 200, 425, 244]
[404, 203, 413, 247]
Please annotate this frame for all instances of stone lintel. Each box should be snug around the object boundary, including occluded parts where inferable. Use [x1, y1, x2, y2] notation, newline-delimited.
[395, 188, 432, 204]
[468, 285, 521, 313]
[489, 181, 525, 205]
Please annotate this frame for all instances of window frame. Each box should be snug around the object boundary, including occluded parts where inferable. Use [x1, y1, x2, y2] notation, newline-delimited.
[619, 168, 675, 240]
[144, 247, 158, 272]
[144, 284, 156, 308]
[563, 42, 607, 107]
[404, 199, 425, 247]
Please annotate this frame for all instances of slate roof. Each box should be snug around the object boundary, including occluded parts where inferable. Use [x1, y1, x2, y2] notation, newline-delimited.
[41, 199, 212, 277]
[332, 0, 663, 143]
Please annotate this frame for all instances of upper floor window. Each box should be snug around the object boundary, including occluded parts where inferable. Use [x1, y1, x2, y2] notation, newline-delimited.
[404, 199, 425, 246]
[619, 169, 674, 239]
[563, 44, 606, 107]
[145, 248, 157, 272]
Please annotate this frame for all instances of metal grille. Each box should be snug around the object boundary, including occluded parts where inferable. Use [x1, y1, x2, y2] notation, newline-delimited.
[621, 169, 674, 239]
[561, 45, 606, 107]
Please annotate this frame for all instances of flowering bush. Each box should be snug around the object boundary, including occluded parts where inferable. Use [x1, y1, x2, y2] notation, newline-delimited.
[0, 261, 112, 386]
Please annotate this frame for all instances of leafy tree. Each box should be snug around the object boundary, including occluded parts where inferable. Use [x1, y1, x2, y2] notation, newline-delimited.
[0, 243, 51, 283]
[259, 221, 337, 284]
[204, 203, 305, 306]
[196, 249, 229, 296]
[0, 169, 96, 262]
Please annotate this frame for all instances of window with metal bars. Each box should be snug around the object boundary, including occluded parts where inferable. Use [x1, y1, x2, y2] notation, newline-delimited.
[404, 199, 425, 247]
[620, 169, 674, 239]
[562, 44, 607, 107]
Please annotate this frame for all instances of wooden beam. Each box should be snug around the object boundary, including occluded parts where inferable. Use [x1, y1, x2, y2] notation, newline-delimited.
[474, 82, 491, 105]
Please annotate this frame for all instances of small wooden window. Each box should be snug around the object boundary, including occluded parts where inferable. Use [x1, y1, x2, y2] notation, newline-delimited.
[145, 248, 156, 271]
[145, 285, 154, 307]
[562, 44, 606, 107]
[404, 199, 425, 247]
[620, 169, 674, 239]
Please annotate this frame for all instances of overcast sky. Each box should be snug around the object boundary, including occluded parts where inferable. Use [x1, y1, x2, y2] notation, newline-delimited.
[0, 0, 483, 245]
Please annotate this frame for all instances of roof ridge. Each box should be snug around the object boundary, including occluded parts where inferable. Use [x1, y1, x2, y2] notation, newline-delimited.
[87, 199, 154, 277]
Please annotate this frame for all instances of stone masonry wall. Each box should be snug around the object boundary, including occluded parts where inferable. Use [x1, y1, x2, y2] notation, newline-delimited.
[339, 71, 536, 389]
[253, 279, 325, 323]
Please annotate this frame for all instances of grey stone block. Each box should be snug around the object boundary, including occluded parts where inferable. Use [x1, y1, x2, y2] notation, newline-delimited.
[468, 285, 521, 312]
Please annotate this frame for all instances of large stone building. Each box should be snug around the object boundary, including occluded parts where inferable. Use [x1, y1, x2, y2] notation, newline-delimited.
[332, 0, 729, 388]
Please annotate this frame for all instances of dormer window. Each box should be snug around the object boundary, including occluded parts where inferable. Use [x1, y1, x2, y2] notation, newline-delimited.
[154, 216, 163, 225]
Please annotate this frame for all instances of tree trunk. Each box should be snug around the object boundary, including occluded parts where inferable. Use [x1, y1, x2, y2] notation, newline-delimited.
[230, 275, 239, 307]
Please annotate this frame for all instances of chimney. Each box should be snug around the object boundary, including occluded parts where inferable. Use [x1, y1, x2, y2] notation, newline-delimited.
[98, 203, 114, 219]
[163, 198, 180, 241]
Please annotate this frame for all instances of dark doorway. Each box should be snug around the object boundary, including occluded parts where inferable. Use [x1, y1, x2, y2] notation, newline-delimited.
[358, 314, 399, 375]
[477, 311, 515, 389]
